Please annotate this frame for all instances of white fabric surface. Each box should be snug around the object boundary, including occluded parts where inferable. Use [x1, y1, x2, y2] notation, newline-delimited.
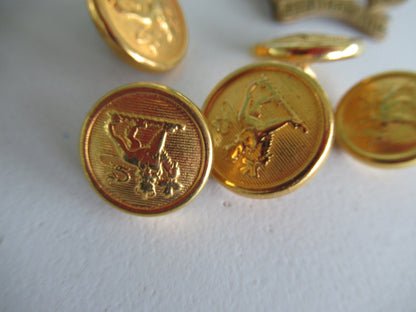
[1, 0, 415, 311]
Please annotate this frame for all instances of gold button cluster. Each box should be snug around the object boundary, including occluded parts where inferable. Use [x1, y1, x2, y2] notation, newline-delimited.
[82, 1, 414, 215]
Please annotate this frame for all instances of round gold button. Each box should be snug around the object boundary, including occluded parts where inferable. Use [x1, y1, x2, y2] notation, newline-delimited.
[87, 0, 188, 72]
[80, 83, 212, 215]
[203, 62, 334, 198]
[335, 71, 416, 167]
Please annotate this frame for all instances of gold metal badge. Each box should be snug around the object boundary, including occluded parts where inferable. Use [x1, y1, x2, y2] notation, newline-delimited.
[270, 0, 406, 39]
[87, 0, 188, 72]
[336, 71, 416, 167]
[203, 62, 333, 198]
[80, 83, 212, 215]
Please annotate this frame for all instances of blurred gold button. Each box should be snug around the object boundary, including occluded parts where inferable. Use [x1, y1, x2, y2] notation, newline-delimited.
[80, 83, 212, 215]
[335, 71, 416, 167]
[253, 33, 364, 78]
[203, 62, 334, 198]
[87, 0, 188, 72]
[254, 34, 364, 65]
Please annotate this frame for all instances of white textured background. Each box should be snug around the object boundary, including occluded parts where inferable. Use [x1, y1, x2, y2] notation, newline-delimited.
[1, 0, 416, 311]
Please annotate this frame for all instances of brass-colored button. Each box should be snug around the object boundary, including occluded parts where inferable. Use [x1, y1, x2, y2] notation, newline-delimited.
[254, 34, 364, 64]
[203, 62, 334, 198]
[253, 33, 364, 78]
[335, 71, 416, 167]
[80, 83, 212, 215]
[87, 0, 188, 72]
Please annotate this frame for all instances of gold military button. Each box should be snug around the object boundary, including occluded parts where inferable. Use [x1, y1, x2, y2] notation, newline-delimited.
[336, 71, 416, 167]
[254, 34, 364, 65]
[203, 62, 334, 198]
[253, 33, 364, 77]
[80, 83, 212, 215]
[87, 0, 188, 72]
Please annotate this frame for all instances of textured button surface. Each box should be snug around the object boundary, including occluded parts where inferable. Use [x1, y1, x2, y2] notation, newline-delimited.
[203, 62, 333, 198]
[87, 0, 188, 72]
[80, 83, 212, 215]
